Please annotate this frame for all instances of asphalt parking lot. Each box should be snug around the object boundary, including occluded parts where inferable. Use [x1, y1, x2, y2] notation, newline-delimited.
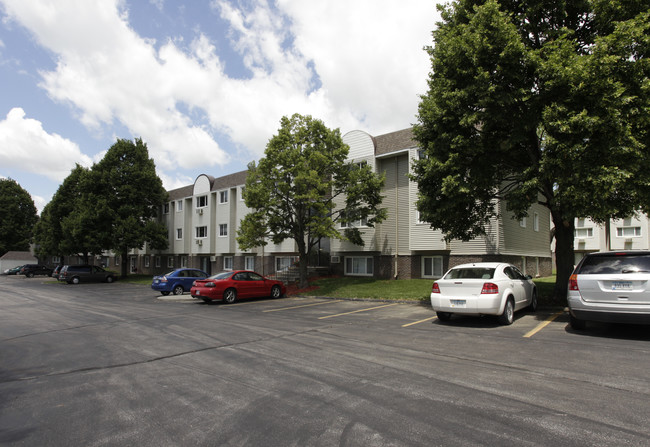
[1, 275, 649, 446]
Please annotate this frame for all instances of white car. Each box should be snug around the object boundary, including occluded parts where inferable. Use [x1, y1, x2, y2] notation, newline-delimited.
[430, 262, 537, 325]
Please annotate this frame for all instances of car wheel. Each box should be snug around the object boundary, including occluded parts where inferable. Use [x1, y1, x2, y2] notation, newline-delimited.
[106, 276, 114, 283]
[71, 277, 80, 285]
[271, 285, 282, 298]
[570, 314, 586, 330]
[173, 285, 184, 295]
[161, 291, 170, 296]
[528, 290, 538, 312]
[223, 288, 237, 304]
[498, 297, 515, 325]
[436, 311, 452, 321]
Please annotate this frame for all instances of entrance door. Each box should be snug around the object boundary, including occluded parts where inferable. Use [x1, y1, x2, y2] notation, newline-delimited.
[200, 257, 211, 275]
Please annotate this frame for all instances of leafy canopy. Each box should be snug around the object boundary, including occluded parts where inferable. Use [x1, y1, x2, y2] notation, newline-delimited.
[413, 0, 649, 297]
[0, 178, 37, 256]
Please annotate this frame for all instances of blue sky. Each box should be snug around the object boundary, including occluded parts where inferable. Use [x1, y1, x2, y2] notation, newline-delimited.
[0, 0, 440, 213]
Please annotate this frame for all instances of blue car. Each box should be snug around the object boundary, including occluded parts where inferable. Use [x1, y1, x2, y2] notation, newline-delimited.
[152, 268, 209, 296]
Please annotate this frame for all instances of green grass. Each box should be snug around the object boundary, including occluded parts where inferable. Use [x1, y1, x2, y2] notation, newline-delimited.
[303, 275, 563, 307]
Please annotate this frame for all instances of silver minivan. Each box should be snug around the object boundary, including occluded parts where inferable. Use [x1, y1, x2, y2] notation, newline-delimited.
[568, 251, 650, 329]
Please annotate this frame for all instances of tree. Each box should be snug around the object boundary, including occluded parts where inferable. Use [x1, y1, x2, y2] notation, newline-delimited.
[0, 178, 38, 256]
[89, 138, 168, 277]
[238, 114, 387, 288]
[412, 0, 649, 299]
[34, 165, 103, 264]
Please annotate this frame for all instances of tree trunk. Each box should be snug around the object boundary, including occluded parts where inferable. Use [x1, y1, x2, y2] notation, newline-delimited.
[121, 250, 128, 278]
[551, 211, 575, 304]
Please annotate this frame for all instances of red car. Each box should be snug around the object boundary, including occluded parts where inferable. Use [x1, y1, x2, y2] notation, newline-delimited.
[190, 270, 286, 304]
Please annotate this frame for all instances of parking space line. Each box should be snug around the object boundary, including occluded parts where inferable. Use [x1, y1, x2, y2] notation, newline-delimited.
[263, 300, 342, 312]
[523, 311, 564, 338]
[402, 316, 437, 327]
[318, 303, 399, 320]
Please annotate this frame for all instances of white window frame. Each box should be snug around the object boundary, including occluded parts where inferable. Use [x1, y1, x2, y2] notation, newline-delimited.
[616, 226, 641, 238]
[177, 200, 183, 212]
[144, 256, 150, 268]
[219, 223, 228, 237]
[240, 186, 246, 201]
[195, 226, 208, 238]
[196, 195, 207, 208]
[533, 212, 539, 232]
[421, 256, 443, 279]
[167, 257, 174, 268]
[224, 256, 233, 270]
[163, 203, 170, 214]
[176, 228, 183, 240]
[415, 210, 426, 225]
[181, 256, 187, 268]
[155, 256, 161, 268]
[345, 256, 374, 276]
[245, 256, 255, 271]
[219, 190, 229, 204]
[575, 227, 594, 239]
[341, 216, 368, 229]
[519, 217, 527, 228]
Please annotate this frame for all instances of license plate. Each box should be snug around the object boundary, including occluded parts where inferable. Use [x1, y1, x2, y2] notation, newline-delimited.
[450, 299, 466, 308]
[612, 281, 632, 290]
[195, 290, 200, 295]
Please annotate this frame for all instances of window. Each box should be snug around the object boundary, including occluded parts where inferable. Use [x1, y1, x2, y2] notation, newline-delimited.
[196, 195, 207, 208]
[144, 256, 150, 268]
[177, 200, 183, 211]
[219, 190, 228, 204]
[163, 203, 170, 214]
[219, 224, 228, 237]
[245, 256, 255, 271]
[52, 256, 61, 264]
[276, 256, 298, 271]
[575, 227, 593, 238]
[196, 226, 207, 238]
[533, 212, 539, 232]
[240, 186, 246, 200]
[155, 256, 161, 268]
[345, 257, 373, 276]
[176, 228, 183, 240]
[415, 210, 426, 225]
[224, 256, 233, 270]
[181, 256, 187, 268]
[167, 257, 174, 268]
[617, 226, 641, 238]
[519, 217, 527, 228]
[422, 256, 443, 278]
[417, 149, 427, 160]
[340, 214, 368, 228]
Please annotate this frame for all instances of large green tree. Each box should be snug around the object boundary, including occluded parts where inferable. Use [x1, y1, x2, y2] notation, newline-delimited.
[412, 0, 649, 299]
[0, 178, 38, 256]
[88, 138, 168, 277]
[34, 165, 104, 263]
[238, 114, 387, 287]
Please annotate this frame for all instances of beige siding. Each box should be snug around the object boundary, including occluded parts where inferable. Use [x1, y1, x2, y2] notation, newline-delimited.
[501, 201, 551, 257]
[343, 130, 375, 160]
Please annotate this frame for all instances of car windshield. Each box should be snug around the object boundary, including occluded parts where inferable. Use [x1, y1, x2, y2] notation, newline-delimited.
[162, 271, 176, 277]
[209, 272, 235, 280]
[445, 267, 495, 280]
[579, 254, 650, 274]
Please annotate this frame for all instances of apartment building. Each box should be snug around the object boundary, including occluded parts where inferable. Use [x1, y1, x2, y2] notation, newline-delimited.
[122, 127, 553, 279]
[573, 215, 650, 263]
[330, 128, 553, 279]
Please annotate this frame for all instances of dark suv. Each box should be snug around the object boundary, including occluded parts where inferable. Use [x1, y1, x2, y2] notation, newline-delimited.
[21, 264, 54, 278]
[568, 251, 650, 329]
[58, 265, 116, 284]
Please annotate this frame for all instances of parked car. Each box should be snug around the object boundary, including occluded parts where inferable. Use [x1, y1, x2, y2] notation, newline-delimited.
[4, 265, 25, 275]
[151, 268, 209, 295]
[568, 251, 650, 330]
[20, 264, 54, 278]
[58, 265, 116, 284]
[190, 270, 286, 304]
[430, 262, 537, 325]
[52, 265, 63, 280]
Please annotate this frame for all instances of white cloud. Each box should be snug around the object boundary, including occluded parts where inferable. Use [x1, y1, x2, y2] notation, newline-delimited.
[0, 107, 92, 181]
[1, 0, 439, 176]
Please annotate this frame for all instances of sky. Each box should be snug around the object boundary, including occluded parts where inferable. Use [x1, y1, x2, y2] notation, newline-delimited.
[0, 0, 441, 213]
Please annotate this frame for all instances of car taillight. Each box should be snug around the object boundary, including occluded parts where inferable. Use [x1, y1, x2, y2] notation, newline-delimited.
[481, 282, 499, 294]
[160, 276, 168, 283]
[205, 282, 216, 287]
[431, 283, 441, 293]
[569, 274, 579, 291]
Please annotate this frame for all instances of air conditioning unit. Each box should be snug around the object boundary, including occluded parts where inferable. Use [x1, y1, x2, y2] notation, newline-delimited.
[196, 208, 203, 215]
[210, 256, 217, 262]
[331, 256, 340, 264]
[196, 239, 203, 246]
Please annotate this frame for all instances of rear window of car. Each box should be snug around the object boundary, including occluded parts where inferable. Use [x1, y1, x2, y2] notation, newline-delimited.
[578, 254, 650, 274]
[445, 268, 495, 279]
[210, 272, 234, 280]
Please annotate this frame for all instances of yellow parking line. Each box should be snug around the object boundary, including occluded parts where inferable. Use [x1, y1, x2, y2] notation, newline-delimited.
[263, 300, 342, 312]
[402, 316, 437, 327]
[318, 303, 399, 320]
[523, 311, 564, 338]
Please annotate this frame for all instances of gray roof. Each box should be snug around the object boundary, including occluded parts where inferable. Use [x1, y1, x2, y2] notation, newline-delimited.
[374, 128, 417, 156]
[0, 251, 36, 261]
